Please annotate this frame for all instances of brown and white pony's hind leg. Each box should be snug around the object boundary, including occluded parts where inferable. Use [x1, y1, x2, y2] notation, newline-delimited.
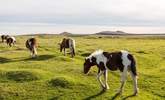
[117, 66, 128, 94]
[130, 71, 138, 95]
[32, 46, 37, 58]
[70, 46, 75, 57]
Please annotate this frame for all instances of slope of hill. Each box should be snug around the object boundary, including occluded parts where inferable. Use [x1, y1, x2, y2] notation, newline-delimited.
[59, 32, 72, 36]
[0, 35, 164, 100]
[96, 30, 129, 35]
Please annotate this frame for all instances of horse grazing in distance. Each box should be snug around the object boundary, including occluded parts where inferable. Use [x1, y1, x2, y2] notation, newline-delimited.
[1, 35, 9, 43]
[83, 50, 138, 96]
[25, 38, 38, 58]
[6, 36, 16, 47]
[59, 38, 75, 57]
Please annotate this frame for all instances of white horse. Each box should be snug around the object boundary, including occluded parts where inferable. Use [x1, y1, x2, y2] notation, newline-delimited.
[83, 50, 138, 95]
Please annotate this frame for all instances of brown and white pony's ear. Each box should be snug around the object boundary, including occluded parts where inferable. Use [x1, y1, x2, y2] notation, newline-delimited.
[85, 57, 87, 61]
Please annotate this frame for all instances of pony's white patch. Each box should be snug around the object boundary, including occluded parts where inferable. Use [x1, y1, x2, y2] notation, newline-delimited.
[11, 37, 16, 42]
[87, 50, 107, 68]
[68, 38, 75, 57]
[121, 50, 131, 67]
[119, 50, 131, 90]
[69, 39, 75, 49]
[72, 39, 76, 50]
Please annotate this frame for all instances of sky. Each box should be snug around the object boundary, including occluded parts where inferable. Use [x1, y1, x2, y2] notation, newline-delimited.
[0, 0, 165, 34]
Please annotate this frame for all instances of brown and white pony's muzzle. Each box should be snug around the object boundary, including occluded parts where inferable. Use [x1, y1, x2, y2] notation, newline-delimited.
[84, 63, 92, 74]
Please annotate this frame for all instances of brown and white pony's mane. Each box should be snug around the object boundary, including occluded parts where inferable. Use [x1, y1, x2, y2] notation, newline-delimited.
[87, 50, 103, 58]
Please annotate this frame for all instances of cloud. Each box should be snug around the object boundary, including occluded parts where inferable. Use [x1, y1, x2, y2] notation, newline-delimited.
[0, 0, 165, 26]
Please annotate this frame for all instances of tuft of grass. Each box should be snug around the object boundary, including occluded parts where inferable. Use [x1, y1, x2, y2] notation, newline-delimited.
[48, 76, 75, 88]
[6, 71, 39, 82]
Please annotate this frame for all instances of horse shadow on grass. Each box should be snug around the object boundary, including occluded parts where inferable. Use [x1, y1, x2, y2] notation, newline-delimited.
[0, 54, 55, 64]
[83, 90, 136, 100]
[121, 94, 136, 100]
[0, 57, 13, 64]
[83, 90, 106, 100]
[22, 54, 55, 61]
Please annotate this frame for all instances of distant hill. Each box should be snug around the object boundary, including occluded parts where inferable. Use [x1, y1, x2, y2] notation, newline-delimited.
[96, 30, 129, 35]
[59, 32, 72, 36]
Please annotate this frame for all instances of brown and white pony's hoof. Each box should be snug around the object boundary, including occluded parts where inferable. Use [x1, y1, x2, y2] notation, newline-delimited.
[133, 92, 138, 96]
[116, 89, 123, 95]
[133, 89, 139, 96]
[32, 55, 37, 58]
[106, 85, 110, 90]
[102, 86, 110, 91]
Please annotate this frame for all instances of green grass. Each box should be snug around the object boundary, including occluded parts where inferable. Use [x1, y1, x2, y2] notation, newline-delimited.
[0, 35, 165, 100]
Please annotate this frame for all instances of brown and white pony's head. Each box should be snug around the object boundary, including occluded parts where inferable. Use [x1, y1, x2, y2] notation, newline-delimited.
[59, 38, 68, 52]
[1, 35, 10, 42]
[83, 50, 103, 74]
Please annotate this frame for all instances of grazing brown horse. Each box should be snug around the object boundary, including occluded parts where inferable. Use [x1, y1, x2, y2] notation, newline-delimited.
[25, 38, 37, 58]
[59, 38, 75, 57]
[83, 50, 138, 95]
[1, 35, 9, 43]
[6, 36, 16, 47]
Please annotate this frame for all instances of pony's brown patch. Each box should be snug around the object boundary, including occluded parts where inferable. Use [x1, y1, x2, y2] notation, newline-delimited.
[103, 52, 124, 72]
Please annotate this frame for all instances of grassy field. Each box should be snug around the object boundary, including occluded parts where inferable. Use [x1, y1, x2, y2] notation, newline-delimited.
[0, 35, 165, 100]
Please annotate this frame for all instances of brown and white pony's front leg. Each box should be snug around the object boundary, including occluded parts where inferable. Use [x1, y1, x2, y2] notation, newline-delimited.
[117, 66, 128, 94]
[104, 69, 109, 90]
[97, 69, 105, 90]
[63, 47, 66, 56]
[130, 71, 138, 95]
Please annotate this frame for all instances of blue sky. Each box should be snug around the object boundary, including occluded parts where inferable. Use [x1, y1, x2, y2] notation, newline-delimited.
[0, 0, 165, 34]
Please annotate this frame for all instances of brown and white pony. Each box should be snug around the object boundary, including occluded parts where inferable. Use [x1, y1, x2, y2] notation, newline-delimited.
[6, 36, 16, 47]
[1, 35, 9, 43]
[83, 50, 138, 95]
[59, 38, 75, 57]
[25, 38, 37, 58]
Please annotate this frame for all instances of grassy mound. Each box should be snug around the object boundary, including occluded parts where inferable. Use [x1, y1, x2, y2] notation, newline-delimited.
[49, 76, 75, 88]
[6, 71, 39, 82]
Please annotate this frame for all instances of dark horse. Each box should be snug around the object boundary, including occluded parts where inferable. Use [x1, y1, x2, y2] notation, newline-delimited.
[6, 36, 16, 47]
[25, 38, 37, 58]
[83, 50, 138, 96]
[59, 38, 75, 57]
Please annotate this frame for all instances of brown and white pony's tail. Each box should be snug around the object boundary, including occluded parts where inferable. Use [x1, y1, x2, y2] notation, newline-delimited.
[129, 54, 137, 76]
[32, 45, 37, 57]
[69, 39, 75, 57]
[72, 39, 76, 56]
